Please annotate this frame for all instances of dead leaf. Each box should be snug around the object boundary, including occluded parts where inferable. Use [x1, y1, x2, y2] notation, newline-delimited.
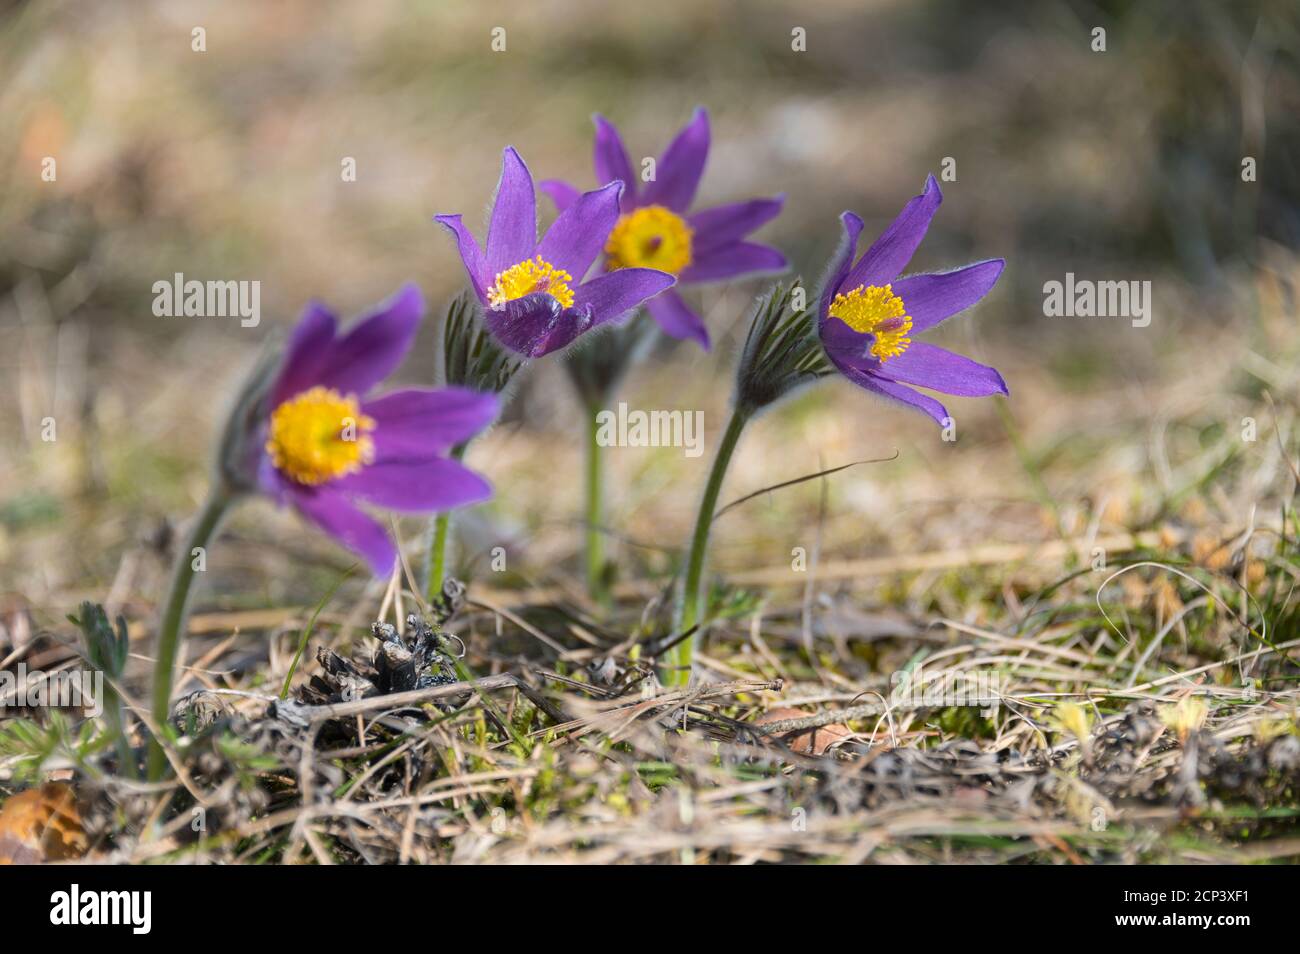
[0, 782, 89, 864]
[1191, 533, 1232, 571]
[756, 707, 853, 756]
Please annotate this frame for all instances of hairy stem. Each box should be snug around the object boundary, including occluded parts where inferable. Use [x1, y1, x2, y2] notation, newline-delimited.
[148, 486, 235, 781]
[105, 690, 136, 780]
[585, 405, 609, 609]
[427, 443, 468, 604]
[669, 408, 749, 686]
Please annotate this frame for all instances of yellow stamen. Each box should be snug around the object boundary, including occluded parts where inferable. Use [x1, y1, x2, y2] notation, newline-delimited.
[266, 386, 375, 486]
[604, 205, 694, 274]
[487, 256, 575, 310]
[827, 283, 913, 361]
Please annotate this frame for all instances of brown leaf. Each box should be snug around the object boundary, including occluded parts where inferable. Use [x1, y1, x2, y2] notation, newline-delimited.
[0, 782, 89, 864]
[756, 707, 853, 756]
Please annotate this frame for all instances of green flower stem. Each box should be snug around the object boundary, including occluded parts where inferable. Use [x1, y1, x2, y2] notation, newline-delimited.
[427, 443, 468, 605]
[585, 405, 609, 609]
[148, 485, 236, 781]
[669, 407, 749, 686]
[104, 687, 136, 780]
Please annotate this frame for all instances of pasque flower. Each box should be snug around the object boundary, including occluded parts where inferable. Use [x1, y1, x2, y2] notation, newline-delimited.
[671, 181, 1007, 687]
[424, 291, 522, 606]
[149, 283, 496, 780]
[541, 107, 786, 349]
[257, 283, 498, 576]
[436, 147, 675, 357]
[818, 175, 1007, 422]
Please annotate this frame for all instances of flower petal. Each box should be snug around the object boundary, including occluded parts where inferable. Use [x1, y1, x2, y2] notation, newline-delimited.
[486, 147, 537, 274]
[363, 387, 500, 459]
[292, 486, 397, 577]
[481, 292, 570, 357]
[538, 179, 581, 213]
[572, 268, 676, 326]
[817, 212, 864, 325]
[819, 315, 876, 372]
[641, 107, 709, 213]
[843, 174, 943, 290]
[679, 241, 786, 284]
[688, 195, 784, 253]
[313, 283, 424, 398]
[335, 456, 492, 514]
[892, 259, 1005, 333]
[837, 364, 950, 424]
[646, 288, 709, 349]
[536, 181, 623, 282]
[875, 342, 1008, 397]
[271, 301, 338, 406]
[257, 451, 291, 501]
[434, 214, 488, 300]
[593, 114, 636, 206]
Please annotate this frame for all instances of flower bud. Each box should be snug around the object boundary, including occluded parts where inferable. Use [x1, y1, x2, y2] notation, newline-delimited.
[733, 280, 831, 416]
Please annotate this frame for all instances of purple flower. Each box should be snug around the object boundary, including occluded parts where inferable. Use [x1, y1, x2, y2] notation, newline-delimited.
[436, 148, 675, 358]
[256, 283, 498, 576]
[540, 108, 786, 350]
[818, 175, 1007, 424]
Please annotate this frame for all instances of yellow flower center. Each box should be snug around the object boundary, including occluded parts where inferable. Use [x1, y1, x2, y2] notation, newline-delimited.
[487, 256, 575, 310]
[827, 283, 913, 361]
[266, 386, 375, 486]
[604, 205, 693, 274]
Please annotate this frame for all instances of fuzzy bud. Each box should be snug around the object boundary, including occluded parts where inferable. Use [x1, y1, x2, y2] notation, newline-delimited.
[733, 280, 831, 417]
[440, 290, 523, 396]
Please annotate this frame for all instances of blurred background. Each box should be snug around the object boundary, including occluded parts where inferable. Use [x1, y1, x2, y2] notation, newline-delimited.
[2, 0, 1298, 627]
